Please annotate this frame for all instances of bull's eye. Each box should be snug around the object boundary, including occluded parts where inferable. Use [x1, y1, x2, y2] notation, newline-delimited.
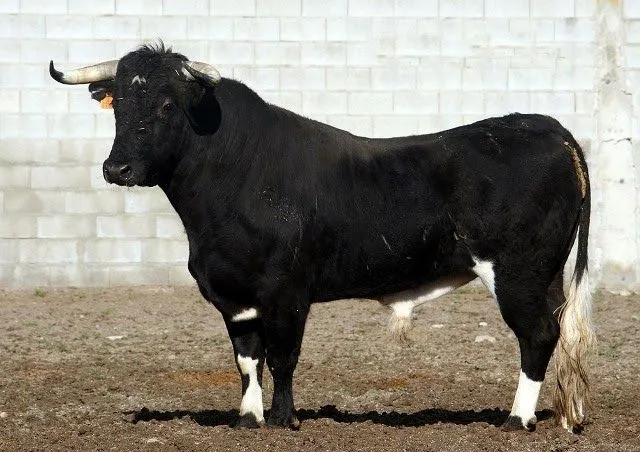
[162, 101, 175, 113]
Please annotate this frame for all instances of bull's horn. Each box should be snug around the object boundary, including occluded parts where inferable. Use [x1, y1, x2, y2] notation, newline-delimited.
[49, 60, 119, 85]
[182, 61, 221, 85]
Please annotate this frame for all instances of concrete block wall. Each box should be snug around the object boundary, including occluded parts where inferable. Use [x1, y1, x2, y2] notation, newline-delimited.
[0, 0, 638, 289]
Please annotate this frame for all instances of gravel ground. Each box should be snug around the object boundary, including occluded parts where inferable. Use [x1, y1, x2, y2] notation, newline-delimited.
[0, 286, 638, 451]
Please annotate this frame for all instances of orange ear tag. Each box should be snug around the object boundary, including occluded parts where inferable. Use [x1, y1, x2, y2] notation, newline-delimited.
[100, 94, 114, 109]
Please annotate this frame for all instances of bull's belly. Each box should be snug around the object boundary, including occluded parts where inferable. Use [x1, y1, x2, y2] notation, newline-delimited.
[377, 270, 477, 340]
[222, 236, 478, 323]
[227, 270, 477, 324]
[378, 270, 476, 308]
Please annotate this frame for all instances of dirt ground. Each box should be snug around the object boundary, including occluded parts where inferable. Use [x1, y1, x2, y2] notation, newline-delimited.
[0, 285, 638, 452]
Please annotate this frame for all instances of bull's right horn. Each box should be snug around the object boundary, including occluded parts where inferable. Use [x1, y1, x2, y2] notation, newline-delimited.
[182, 61, 222, 86]
[49, 60, 119, 85]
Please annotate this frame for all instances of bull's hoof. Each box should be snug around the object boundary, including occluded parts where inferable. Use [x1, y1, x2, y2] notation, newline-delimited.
[266, 413, 301, 430]
[234, 413, 264, 429]
[502, 415, 536, 432]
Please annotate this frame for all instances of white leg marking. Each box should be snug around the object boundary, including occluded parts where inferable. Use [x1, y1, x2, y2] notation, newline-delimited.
[231, 308, 260, 322]
[237, 354, 264, 423]
[510, 370, 542, 427]
[471, 257, 496, 299]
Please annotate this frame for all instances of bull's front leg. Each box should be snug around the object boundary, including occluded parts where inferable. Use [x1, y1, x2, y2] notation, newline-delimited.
[262, 296, 310, 429]
[224, 317, 266, 428]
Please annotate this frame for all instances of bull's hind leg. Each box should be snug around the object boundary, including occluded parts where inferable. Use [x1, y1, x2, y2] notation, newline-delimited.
[224, 317, 266, 428]
[502, 273, 564, 431]
[473, 259, 562, 431]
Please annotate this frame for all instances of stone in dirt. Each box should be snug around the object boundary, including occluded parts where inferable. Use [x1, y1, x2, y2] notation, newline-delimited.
[474, 335, 496, 343]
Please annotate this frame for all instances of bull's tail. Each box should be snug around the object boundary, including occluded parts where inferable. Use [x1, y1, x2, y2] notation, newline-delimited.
[553, 142, 596, 432]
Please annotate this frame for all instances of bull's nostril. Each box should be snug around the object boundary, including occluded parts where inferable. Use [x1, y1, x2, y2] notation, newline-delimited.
[119, 164, 132, 178]
[103, 161, 134, 184]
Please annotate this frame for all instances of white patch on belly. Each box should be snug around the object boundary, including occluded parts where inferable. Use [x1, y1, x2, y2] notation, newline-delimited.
[236, 354, 264, 423]
[471, 257, 496, 299]
[379, 273, 476, 341]
[231, 308, 259, 322]
[510, 370, 542, 428]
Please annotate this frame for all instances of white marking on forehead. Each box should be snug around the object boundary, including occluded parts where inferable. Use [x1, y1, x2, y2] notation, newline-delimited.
[237, 354, 264, 422]
[471, 256, 496, 299]
[510, 370, 542, 428]
[231, 308, 259, 322]
[131, 75, 146, 85]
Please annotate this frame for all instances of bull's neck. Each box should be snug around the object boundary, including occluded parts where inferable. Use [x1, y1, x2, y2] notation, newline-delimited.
[159, 78, 270, 236]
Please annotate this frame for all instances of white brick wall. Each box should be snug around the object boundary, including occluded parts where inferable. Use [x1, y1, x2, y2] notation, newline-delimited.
[0, 0, 638, 290]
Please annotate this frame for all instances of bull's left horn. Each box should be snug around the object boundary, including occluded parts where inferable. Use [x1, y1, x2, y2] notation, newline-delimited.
[182, 61, 221, 85]
[49, 60, 119, 85]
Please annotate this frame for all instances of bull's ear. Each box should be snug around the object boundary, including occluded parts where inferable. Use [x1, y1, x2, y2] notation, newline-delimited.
[181, 84, 222, 136]
[88, 81, 116, 109]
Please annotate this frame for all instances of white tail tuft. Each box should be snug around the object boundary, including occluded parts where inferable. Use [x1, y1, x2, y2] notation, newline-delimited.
[554, 269, 596, 432]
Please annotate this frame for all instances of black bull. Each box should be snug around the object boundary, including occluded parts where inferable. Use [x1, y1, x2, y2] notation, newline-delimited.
[50, 44, 594, 432]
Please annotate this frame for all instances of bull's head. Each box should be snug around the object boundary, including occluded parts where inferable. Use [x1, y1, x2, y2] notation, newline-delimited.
[49, 44, 222, 187]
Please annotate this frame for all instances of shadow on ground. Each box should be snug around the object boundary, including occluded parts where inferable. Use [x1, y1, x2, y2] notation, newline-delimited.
[124, 405, 555, 428]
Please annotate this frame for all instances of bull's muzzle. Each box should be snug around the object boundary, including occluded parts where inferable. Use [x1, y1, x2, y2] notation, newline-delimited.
[103, 160, 133, 185]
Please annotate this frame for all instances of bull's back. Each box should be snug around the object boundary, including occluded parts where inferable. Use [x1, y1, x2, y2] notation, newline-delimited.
[306, 131, 462, 301]
[307, 113, 583, 299]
